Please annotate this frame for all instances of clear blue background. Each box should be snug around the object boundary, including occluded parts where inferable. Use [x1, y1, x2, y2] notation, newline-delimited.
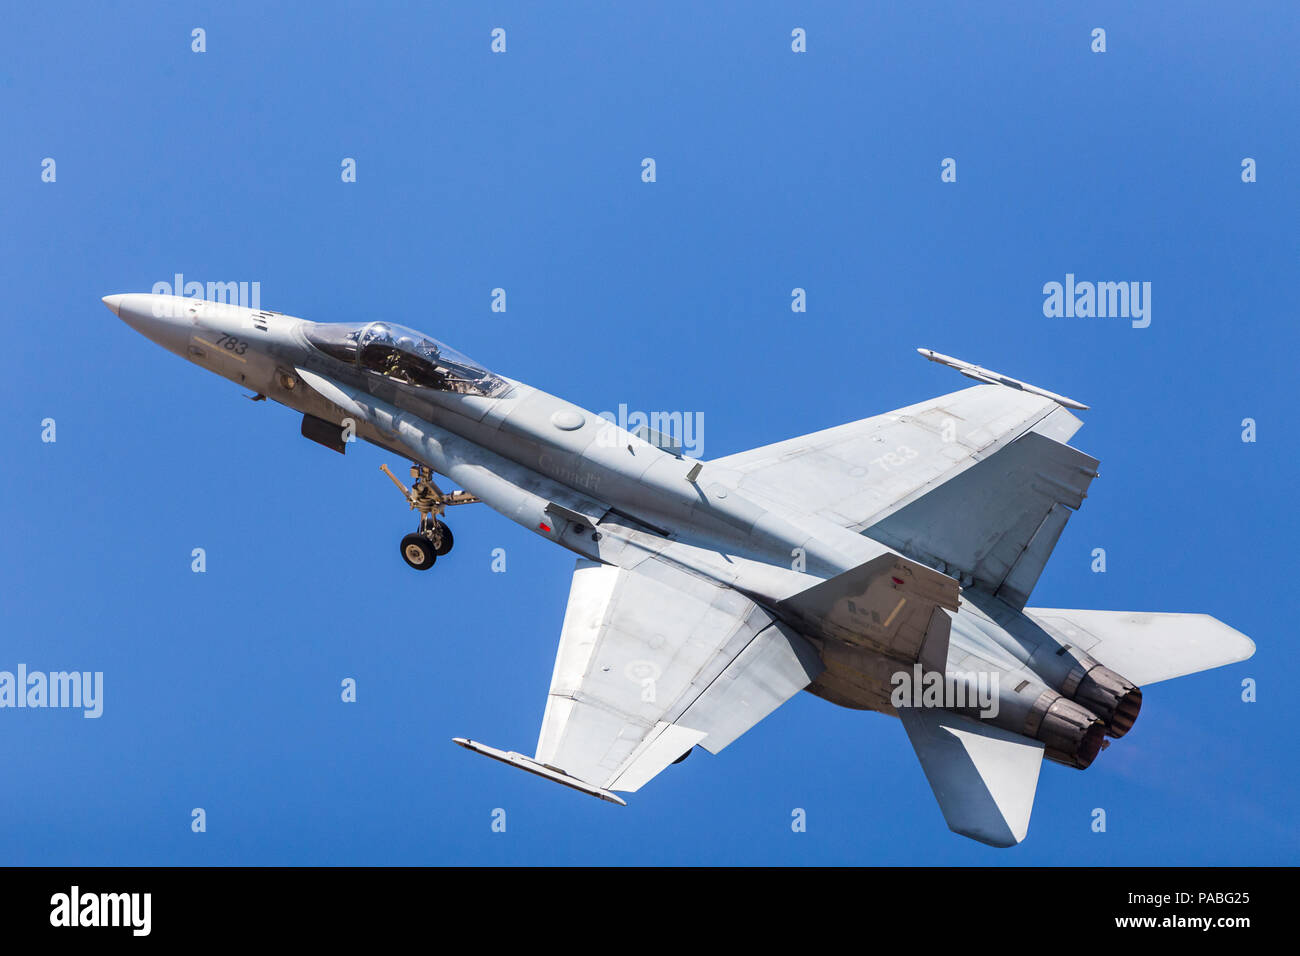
[1, 2, 1295, 865]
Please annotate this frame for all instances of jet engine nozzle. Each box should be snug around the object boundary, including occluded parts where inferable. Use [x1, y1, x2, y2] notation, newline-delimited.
[1035, 696, 1106, 770]
[1074, 664, 1142, 738]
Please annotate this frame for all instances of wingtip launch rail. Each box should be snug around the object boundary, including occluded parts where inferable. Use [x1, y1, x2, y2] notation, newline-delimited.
[917, 348, 1089, 410]
[452, 738, 629, 806]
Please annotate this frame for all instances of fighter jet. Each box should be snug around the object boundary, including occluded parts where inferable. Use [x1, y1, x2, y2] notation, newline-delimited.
[102, 292, 1255, 846]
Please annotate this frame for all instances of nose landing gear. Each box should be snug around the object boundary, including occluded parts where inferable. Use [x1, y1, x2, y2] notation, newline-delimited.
[380, 463, 479, 570]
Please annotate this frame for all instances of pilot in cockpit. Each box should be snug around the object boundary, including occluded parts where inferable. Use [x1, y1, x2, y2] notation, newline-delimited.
[382, 350, 407, 381]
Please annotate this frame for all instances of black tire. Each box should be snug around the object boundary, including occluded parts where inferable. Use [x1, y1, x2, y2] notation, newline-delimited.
[400, 533, 437, 570]
[434, 521, 454, 556]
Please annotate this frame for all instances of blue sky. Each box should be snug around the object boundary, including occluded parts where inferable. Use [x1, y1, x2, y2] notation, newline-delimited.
[1, 2, 1296, 864]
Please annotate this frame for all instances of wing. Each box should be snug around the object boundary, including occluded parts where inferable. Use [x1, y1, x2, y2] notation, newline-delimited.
[534, 558, 824, 792]
[710, 385, 1081, 534]
[867, 430, 1099, 608]
[710, 385, 1093, 609]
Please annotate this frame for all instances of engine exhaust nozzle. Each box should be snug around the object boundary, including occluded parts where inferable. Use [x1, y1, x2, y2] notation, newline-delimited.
[1035, 696, 1106, 769]
[1074, 664, 1143, 738]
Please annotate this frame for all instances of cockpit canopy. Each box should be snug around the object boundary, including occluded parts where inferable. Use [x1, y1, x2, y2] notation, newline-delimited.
[305, 321, 508, 397]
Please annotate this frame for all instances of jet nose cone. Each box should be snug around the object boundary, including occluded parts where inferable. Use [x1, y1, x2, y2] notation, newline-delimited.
[107, 293, 195, 358]
[101, 294, 126, 317]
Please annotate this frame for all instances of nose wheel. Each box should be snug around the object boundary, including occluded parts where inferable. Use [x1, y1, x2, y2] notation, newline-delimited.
[381, 464, 479, 571]
[400, 533, 438, 570]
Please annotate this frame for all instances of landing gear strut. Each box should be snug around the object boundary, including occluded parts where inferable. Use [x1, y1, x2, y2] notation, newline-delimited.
[380, 463, 479, 570]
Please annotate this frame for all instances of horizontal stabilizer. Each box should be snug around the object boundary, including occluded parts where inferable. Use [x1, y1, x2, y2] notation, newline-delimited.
[1024, 610, 1256, 686]
[899, 707, 1044, 847]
